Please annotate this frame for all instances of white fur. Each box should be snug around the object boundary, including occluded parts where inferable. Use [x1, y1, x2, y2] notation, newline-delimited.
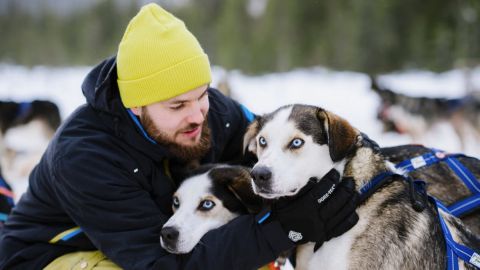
[295, 198, 372, 270]
[252, 107, 337, 198]
[161, 173, 239, 254]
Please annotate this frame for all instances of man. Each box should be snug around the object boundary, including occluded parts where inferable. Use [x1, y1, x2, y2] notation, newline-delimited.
[0, 4, 358, 269]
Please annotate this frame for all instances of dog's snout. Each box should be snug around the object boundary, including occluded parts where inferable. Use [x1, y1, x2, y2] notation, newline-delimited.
[251, 166, 272, 183]
[161, 226, 179, 244]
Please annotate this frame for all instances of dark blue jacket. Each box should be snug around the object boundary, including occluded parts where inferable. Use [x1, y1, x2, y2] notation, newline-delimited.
[0, 57, 292, 269]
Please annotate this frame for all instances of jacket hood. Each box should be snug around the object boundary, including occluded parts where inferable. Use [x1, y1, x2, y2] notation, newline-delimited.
[82, 56, 122, 115]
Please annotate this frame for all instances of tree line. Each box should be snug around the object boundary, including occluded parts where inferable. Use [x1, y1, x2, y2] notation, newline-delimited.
[1, 0, 478, 74]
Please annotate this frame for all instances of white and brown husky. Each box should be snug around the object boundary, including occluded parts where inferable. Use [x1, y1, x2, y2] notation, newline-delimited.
[243, 104, 480, 270]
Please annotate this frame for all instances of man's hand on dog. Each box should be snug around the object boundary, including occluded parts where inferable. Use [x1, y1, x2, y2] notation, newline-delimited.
[264, 169, 359, 247]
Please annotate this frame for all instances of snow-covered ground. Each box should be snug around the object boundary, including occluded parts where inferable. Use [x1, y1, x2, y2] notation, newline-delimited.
[0, 64, 479, 199]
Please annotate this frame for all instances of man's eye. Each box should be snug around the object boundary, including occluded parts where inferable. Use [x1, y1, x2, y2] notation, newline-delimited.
[170, 104, 184, 110]
[172, 196, 180, 208]
[198, 200, 215, 211]
[258, 136, 267, 147]
[289, 138, 304, 149]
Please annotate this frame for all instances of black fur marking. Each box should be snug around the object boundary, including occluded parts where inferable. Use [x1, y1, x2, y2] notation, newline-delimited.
[170, 164, 217, 186]
[210, 183, 248, 215]
[289, 105, 328, 145]
[208, 166, 263, 214]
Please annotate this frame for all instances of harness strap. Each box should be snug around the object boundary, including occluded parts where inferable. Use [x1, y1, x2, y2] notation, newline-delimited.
[448, 194, 480, 217]
[360, 170, 480, 269]
[396, 150, 480, 193]
[445, 156, 480, 194]
[394, 150, 480, 217]
[358, 171, 395, 204]
[432, 197, 480, 270]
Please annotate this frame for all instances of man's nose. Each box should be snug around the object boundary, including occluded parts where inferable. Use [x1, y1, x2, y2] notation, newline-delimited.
[186, 102, 205, 124]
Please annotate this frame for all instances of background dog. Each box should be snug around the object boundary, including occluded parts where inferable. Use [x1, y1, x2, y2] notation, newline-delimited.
[0, 100, 61, 137]
[0, 99, 61, 200]
[244, 104, 479, 269]
[370, 76, 480, 152]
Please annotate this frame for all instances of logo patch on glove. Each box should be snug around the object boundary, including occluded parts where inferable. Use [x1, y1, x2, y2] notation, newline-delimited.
[288, 230, 303, 242]
[317, 184, 336, 204]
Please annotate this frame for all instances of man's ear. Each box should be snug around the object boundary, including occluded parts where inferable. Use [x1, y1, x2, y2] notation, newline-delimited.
[130, 107, 141, 116]
[317, 109, 358, 162]
[211, 166, 263, 213]
[243, 118, 262, 155]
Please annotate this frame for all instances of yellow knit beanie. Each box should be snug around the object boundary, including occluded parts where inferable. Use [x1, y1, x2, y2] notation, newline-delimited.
[117, 3, 212, 108]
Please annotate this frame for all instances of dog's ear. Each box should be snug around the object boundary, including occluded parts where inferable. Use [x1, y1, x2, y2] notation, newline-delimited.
[211, 166, 263, 213]
[243, 118, 262, 155]
[317, 109, 358, 162]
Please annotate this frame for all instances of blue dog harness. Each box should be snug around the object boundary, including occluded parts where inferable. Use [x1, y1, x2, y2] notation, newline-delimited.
[360, 149, 480, 269]
[395, 149, 480, 217]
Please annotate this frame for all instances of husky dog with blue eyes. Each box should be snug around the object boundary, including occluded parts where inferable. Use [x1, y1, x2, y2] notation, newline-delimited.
[243, 104, 479, 270]
[160, 165, 261, 254]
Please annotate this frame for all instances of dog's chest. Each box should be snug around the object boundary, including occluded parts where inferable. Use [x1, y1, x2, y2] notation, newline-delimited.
[296, 229, 358, 270]
[296, 205, 371, 270]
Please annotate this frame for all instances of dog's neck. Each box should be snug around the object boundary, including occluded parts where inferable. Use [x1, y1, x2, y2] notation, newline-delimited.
[341, 145, 390, 192]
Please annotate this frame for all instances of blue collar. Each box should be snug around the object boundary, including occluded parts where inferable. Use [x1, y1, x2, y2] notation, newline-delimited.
[126, 109, 157, 145]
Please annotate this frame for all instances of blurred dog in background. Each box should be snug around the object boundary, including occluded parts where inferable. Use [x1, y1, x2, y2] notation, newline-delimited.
[0, 100, 62, 197]
[370, 76, 480, 151]
[0, 100, 61, 137]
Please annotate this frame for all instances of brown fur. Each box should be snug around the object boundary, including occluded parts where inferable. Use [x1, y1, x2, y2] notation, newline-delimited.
[317, 110, 357, 162]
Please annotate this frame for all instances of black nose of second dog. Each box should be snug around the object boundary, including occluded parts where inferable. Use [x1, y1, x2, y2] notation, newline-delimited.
[251, 166, 272, 183]
[161, 226, 179, 244]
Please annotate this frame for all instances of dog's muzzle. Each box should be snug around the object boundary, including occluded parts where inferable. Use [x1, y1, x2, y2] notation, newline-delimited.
[160, 226, 179, 252]
[251, 166, 272, 190]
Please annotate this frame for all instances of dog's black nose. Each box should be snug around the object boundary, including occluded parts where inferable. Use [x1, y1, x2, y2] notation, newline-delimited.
[251, 166, 272, 183]
[161, 226, 179, 244]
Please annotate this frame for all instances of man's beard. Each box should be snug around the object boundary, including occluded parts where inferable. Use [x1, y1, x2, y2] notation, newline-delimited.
[140, 111, 211, 162]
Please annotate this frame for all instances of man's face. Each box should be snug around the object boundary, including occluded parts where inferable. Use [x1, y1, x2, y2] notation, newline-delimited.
[131, 85, 211, 161]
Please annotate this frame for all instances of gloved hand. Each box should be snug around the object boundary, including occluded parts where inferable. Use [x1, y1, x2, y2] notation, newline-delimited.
[257, 169, 359, 248]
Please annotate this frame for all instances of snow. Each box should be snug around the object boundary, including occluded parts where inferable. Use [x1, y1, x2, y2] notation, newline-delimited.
[0, 64, 479, 198]
[0, 63, 479, 269]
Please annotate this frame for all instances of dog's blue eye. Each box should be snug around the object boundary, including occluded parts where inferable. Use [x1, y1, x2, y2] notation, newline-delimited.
[258, 136, 267, 147]
[290, 138, 304, 149]
[199, 200, 216, 211]
[172, 196, 180, 208]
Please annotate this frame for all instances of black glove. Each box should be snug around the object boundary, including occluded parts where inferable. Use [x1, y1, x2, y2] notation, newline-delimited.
[257, 169, 359, 248]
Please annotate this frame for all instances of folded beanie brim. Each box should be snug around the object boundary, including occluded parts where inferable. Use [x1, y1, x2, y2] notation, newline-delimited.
[118, 54, 211, 108]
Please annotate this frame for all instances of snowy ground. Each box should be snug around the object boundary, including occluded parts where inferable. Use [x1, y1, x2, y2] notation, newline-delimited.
[0, 64, 479, 199]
